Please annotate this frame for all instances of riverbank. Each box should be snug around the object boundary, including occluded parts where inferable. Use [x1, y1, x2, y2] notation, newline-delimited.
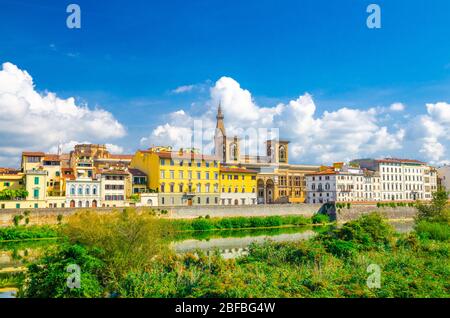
[0, 203, 418, 227]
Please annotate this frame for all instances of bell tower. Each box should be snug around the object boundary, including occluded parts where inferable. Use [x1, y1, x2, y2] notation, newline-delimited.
[214, 102, 227, 162]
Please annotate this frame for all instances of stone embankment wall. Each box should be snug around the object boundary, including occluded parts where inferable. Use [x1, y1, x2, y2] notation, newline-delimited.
[0, 204, 418, 227]
[334, 205, 417, 223]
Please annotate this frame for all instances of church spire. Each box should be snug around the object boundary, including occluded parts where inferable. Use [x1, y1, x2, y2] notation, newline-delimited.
[216, 101, 226, 136]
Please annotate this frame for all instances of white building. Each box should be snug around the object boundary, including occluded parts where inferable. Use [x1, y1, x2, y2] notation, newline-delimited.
[99, 170, 127, 207]
[353, 158, 437, 201]
[306, 164, 380, 204]
[66, 176, 101, 208]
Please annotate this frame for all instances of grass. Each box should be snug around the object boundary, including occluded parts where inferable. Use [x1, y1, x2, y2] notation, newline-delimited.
[0, 226, 59, 242]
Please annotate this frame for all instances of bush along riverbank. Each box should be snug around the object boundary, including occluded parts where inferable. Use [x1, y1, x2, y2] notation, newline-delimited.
[15, 190, 449, 298]
[164, 214, 328, 232]
[0, 213, 330, 242]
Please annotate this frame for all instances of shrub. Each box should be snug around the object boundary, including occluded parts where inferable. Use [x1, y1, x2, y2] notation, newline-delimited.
[312, 214, 330, 224]
[191, 218, 214, 231]
[416, 188, 449, 223]
[415, 221, 450, 241]
[22, 244, 105, 298]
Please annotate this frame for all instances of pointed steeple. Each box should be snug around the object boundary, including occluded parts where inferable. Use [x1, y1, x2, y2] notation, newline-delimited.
[216, 101, 226, 136]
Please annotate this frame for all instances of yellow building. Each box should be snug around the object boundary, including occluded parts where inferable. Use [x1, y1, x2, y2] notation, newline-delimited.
[131, 147, 220, 206]
[219, 166, 258, 205]
[0, 168, 24, 192]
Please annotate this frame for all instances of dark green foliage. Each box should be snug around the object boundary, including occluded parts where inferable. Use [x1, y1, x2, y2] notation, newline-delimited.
[0, 226, 58, 241]
[416, 188, 450, 223]
[415, 221, 450, 241]
[22, 244, 105, 298]
[312, 213, 330, 224]
[0, 188, 29, 201]
[168, 215, 312, 233]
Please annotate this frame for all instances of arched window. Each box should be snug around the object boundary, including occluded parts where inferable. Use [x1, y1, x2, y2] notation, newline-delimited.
[85, 186, 90, 195]
[325, 183, 330, 190]
[78, 201, 82, 207]
[70, 186, 75, 196]
[279, 146, 286, 162]
[86, 201, 90, 208]
[93, 186, 97, 195]
[77, 186, 83, 195]
[230, 143, 238, 160]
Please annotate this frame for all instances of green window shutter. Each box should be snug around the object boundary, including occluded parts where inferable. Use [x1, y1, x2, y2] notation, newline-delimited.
[34, 177, 39, 185]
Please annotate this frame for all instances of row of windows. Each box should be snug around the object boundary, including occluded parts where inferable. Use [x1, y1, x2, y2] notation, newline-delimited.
[381, 166, 422, 174]
[105, 195, 124, 201]
[161, 170, 219, 180]
[161, 196, 219, 205]
[160, 159, 219, 168]
[161, 183, 219, 193]
[222, 187, 256, 193]
[222, 174, 256, 180]
[104, 176, 125, 181]
[70, 185, 98, 196]
[105, 184, 124, 190]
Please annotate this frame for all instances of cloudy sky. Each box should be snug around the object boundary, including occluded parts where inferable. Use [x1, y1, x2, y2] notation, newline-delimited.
[1, 0, 450, 167]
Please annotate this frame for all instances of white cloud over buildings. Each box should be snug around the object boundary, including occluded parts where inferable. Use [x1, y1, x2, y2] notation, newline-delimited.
[0, 62, 126, 166]
[141, 76, 411, 164]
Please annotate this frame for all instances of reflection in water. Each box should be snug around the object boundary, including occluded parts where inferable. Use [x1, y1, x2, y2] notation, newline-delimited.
[172, 228, 318, 259]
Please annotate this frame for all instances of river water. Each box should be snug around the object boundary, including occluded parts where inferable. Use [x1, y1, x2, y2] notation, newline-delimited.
[0, 220, 414, 298]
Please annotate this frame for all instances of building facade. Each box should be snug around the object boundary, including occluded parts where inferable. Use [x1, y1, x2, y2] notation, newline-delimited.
[219, 166, 257, 205]
[131, 147, 221, 206]
[66, 177, 101, 208]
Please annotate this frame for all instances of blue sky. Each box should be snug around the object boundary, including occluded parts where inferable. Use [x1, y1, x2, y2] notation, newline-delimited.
[1, 0, 450, 166]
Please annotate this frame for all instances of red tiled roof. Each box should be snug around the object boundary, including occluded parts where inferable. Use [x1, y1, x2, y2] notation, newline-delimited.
[44, 154, 61, 161]
[99, 169, 129, 176]
[0, 168, 21, 175]
[306, 169, 337, 176]
[139, 150, 218, 161]
[128, 168, 147, 177]
[22, 151, 45, 157]
[377, 158, 426, 165]
[109, 154, 134, 160]
[220, 167, 257, 174]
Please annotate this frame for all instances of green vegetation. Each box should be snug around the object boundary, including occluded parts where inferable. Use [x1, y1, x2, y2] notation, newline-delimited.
[18, 205, 449, 298]
[0, 226, 58, 241]
[165, 215, 314, 232]
[7, 192, 450, 298]
[0, 188, 28, 201]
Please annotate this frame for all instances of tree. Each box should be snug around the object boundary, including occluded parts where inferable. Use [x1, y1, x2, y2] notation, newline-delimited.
[416, 187, 449, 223]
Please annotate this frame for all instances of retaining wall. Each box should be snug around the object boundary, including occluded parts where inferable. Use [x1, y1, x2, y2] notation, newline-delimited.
[0, 203, 418, 227]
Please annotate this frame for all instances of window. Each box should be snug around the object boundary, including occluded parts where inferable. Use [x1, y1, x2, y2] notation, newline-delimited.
[160, 184, 165, 193]
[197, 197, 201, 204]
[93, 187, 97, 195]
[33, 189, 39, 199]
[179, 184, 183, 192]
[85, 186, 90, 195]
[196, 184, 201, 192]
[205, 184, 210, 192]
[34, 177, 39, 185]
[170, 184, 174, 193]
[197, 162, 201, 168]
[197, 172, 201, 179]
[16, 203, 20, 209]
[170, 170, 174, 179]
[179, 171, 183, 179]
[214, 173, 218, 180]
[205, 172, 210, 180]
[160, 159, 165, 165]
[170, 160, 174, 166]
[160, 170, 165, 179]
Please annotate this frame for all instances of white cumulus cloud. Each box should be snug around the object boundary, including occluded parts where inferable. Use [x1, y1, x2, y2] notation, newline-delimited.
[0, 62, 126, 166]
[141, 76, 406, 164]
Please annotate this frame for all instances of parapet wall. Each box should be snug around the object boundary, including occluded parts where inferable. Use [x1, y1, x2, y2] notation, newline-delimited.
[0, 204, 418, 227]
